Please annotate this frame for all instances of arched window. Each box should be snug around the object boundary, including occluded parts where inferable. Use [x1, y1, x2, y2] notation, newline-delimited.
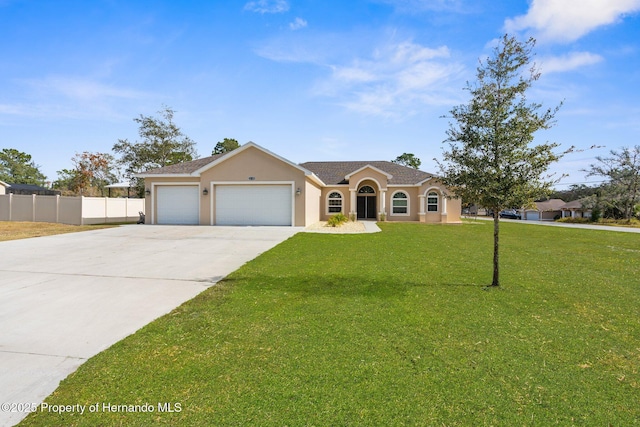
[358, 185, 375, 194]
[392, 191, 409, 215]
[427, 191, 439, 212]
[327, 191, 343, 214]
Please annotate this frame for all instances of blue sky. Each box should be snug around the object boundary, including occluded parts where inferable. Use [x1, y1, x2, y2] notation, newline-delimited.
[1, 0, 639, 189]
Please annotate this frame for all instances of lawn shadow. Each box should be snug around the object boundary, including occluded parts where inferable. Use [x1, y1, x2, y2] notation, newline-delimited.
[442, 282, 495, 288]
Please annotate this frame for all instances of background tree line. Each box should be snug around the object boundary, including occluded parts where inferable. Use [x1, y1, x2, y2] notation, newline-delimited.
[1, 106, 241, 197]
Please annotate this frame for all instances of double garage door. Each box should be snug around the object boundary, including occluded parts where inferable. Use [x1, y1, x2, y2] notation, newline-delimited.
[156, 184, 292, 226]
[216, 185, 292, 226]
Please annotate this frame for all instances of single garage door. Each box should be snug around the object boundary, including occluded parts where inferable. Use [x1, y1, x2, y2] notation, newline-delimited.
[156, 186, 199, 224]
[525, 211, 540, 221]
[216, 185, 292, 226]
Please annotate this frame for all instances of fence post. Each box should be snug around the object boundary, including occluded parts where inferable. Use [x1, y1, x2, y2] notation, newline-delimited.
[56, 195, 60, 223]
[8, 193, 12, 221]
[32, 194, 36, 221]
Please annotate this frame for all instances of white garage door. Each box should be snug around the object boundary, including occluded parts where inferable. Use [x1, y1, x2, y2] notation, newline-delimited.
[156, 186, 199, 225]
[526, 211, 540, 221]
[216, 185, 292, 226]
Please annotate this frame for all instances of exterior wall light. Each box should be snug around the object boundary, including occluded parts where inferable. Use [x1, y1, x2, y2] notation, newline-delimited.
[203, 188, 209, 196]
[296, 187, 301, 196]
[145, 189, 151, 195]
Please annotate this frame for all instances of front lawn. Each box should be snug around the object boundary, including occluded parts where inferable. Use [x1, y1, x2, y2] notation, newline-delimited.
[21, 222, 640, 426]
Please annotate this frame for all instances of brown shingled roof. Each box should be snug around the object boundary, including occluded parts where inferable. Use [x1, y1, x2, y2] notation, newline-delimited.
[560, 199, 587, 209]
[141, 152, 434, 186]
[534, 199, 566, 211]
[300, 161, 433, 185]
[142, 154, 225, 175]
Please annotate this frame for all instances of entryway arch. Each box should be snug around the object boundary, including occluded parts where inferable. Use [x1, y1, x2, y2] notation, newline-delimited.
[357, 184, 377, 219]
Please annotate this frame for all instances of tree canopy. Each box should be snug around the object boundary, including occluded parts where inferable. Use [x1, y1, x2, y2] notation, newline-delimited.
[212, 138, 240, 155]
[392, 153, 421, 169]
[113, 106, 197, 196]
[0, 148, 47, 185]
[584, 145, 640, 220]
[438, 35, 566, 287]
[54, 152, 117, 196]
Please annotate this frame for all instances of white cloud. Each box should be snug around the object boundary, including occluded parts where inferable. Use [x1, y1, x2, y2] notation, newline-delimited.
[332, 65, 377, 83]
[255, 30, 464, 117]
[0, 76, 149, 120]
[255, 40, 324, 63]
[22, 76, 146, 101]
[505, 0, 640, 43]
[289, 17, 308, 30]
[254, 32, 346, 64]
[539, 52, 604, 73]
[243, 0, 289, 14]
[315, 41, 463, 117]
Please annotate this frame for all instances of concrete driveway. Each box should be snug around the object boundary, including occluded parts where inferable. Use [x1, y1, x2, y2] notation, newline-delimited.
[0, 225, 300, 426]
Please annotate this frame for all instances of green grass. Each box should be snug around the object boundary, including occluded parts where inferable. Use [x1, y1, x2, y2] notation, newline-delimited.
[20, 222, 640, 426]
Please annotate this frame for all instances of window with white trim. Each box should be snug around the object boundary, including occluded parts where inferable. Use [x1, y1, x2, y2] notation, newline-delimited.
[327, 191, 343, 214]
[427, 191, 439, 212]
[391, 191, 409, 215]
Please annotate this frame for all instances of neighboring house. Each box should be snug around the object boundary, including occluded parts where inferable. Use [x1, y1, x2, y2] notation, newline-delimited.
[105, 182, 135, 198]
[523, 198, 565, 221]
[5, 183, 60, 196]
[560, 199, 592, 219]
[137, 142, 461, 226]
[0, 181, 8, 195]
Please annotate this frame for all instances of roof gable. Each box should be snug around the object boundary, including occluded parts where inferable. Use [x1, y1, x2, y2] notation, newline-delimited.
[138, 142, 321, 184]
[192, 142, 314, 178]
[345, 164, 393, 180]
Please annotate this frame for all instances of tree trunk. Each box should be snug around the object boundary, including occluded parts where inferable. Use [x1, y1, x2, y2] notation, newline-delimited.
[491, 210, 500, 287]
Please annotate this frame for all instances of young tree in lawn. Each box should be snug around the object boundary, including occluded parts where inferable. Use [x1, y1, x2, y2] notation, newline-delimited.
[584, 145, 640, 221]
[113, 106, 197, 196]
[0, 148, 47, 185]
[437, 35, 566, 287]
[212, 138, 240, 155]
[392, 153, 422, 169]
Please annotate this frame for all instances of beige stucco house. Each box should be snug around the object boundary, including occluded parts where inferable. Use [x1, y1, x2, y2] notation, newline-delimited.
[560, 199, 592, 219]
[523, 198, 565, 221]
[137, 142, 461, 226]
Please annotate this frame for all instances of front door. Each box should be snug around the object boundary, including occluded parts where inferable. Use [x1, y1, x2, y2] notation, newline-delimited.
[357, 196, 377, 219]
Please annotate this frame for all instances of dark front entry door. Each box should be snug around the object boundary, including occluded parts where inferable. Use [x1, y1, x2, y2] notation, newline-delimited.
[357, 196, 377, 219]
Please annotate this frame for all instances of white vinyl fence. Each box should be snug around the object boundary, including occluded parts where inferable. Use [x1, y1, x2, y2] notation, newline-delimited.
[0, 194, 145, 225]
